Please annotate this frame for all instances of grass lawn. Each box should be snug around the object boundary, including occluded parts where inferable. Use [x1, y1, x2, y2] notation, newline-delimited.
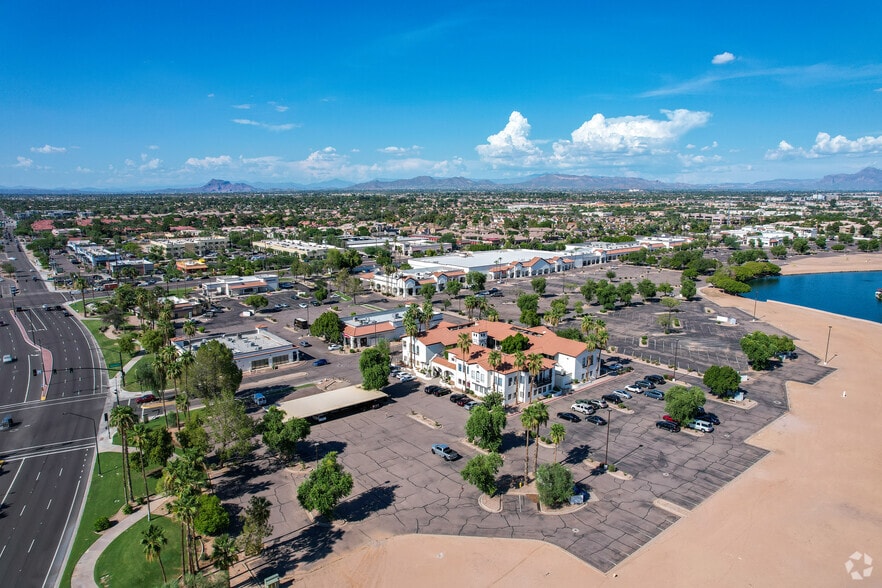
[122, 352, 156, 393]
[95, 515, 182, 587]
[111, 408, 203, 446]
[60, 452, 166, 588]
[81, 319, 135, 380]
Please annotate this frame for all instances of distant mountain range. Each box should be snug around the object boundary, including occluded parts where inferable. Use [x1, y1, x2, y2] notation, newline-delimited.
[3, 167, 882, 195]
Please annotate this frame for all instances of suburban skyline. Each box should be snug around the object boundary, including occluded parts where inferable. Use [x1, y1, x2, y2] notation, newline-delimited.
[3, 1, 882, 189]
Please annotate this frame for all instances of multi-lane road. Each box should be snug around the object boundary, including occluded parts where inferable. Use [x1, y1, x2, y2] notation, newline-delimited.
[0, 226, 108, 587]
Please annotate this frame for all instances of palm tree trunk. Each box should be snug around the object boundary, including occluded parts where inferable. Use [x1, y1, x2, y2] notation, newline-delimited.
[121, 431, 132, 502]
[140, 460, 151, 521]
[534, 425, 541, 474]
[157, 554, 167, 583]
[180, 522, 187, 577]
[524, 432, 530, 482]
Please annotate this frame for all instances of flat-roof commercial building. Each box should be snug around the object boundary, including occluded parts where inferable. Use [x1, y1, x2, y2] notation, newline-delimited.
[150, 236, 229, 258]
[202, 274, 280, 297]
[173, 325, 299, 372]
[253, 239, 333, 260]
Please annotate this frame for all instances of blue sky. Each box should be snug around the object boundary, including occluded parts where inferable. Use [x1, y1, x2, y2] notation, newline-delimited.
[2, 1, 882, 189]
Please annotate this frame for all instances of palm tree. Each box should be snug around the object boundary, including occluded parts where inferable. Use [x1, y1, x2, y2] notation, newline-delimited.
[109, 405, 137, 503]
[166, 360, 182, 428]
[73, 275, 88, 316]
[525, 352, 544, 405]
[487, 349, 502, 396]
[463, 295, 478, 318]
[403, 314, 419, 370]
[550, 423, 566, 463]
[421, 300, 433, 334]
[581, 316, 609, 377]
[513, 351, 527, 404]
[520, 403, 543, 481]
[485, 306, 499, 322]
[131, 423, 153, 521]
[456, 332, 471, 362]
[179, 350, 195, 396]
[211, 533, 238, 585]
[530, 400, 549, 474]
[140, 523, 168, 583]
[175, 390, 190, 428]
[183, 319, 197, 345]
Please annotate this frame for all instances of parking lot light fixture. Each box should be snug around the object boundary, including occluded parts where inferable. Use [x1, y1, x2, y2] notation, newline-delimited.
[604, 408, 612, 468]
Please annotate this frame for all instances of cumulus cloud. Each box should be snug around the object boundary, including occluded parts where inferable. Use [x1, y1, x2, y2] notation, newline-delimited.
[185, 155, 233, 168]
[76, 166, 93, 173]
[765, 132, 882, 160]
[268, 101, 289, 112]
[232, 118, 297, 132]
[712, 52, 736, 65]
[139, 157, 161, 172]
[14, 156, 33, 168]
[475, 111, 543, 167]
[552, 109, 711, 162]
[30, 144, 66, 154]
[232, 104, 252, 110]
[379, 145, 422, 155]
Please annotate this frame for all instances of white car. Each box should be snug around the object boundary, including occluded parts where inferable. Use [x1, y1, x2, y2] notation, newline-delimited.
[398, 373, 414, 382]
[625, 384, 642, 394]
[687, 421, 714, 433]
[571, 403, 593, 415]
[611, 389, 632, 400]
[328, 343, 342, 351]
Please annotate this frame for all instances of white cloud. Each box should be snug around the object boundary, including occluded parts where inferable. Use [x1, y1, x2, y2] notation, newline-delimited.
[232, 118, 297, 132]
[30, 144, 66, 154]
[139, 158, 161, 172]
[232, 104, 252, 110]
[124, 158, 136, 167]
[207, 93, 215, 98]
[765, 132, 882, 160]
[475, 111, 543, 167]
[701, 141, 719, 151]
[553, 109, 711, 162]
[268, 101, 289, 112]
[379, 145, 422, 155]
[147, 144, 160, 150]
[712, 52, 736, 65]
[14, 156, 33, 168]
[678, 153, 723, 167]
[185, 155, 233, 169]
[76, 166, 93, 173]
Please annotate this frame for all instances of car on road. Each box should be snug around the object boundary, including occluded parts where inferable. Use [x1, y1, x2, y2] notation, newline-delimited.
[312, 358, 328, 366]
[585, 415, 607, 426]
[645, 374, 667, 385]
[644, 389, 665, 400]
[431, 444, 461, 461]
[425, 385, 440, 395]
[656, 420, 681, 432]
[455, 396, 472, 406]
[328, 343, 342, 351]
[432, 387, 451, 397]
[557, 412, 581, 423]
[601, 393, 622, 404]
[625, 384, 643, 393]
[687, 421, 714, 433]
[571, 403, 594, 415]
[310, 300, 320, 306]
[2, 354, 14, 364]
[298, 340, 311, 347]
[610, 389, 632, 400]
[135, 393, 157, 404]
[0, 415, 13, 430]
[62, 310, 71, 316]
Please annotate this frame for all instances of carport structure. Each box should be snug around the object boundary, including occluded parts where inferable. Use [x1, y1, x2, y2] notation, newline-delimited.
[277, 385, 388, 421]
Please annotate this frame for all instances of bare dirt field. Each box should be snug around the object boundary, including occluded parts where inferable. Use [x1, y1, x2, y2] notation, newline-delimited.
[282, 255, 882, 588]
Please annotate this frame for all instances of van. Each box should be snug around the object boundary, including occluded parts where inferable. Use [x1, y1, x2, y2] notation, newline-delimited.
[655, 420, 680, 433]
[689, 419, 714, 432]
[252, 393, 267, 406]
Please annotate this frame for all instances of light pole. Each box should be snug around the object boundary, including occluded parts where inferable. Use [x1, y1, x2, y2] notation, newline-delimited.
[603, 408, 612, 468]
[63, 412, 101, 475]
[824, 325, 832, 365]
[672, 339, 679, 381]
[752, 290, 758, 321]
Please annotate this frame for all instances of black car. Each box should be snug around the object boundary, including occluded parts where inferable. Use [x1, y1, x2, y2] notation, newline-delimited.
[635, 379, 655, 390]
[455, 396, 471, 406]
[601, 393, 621, 404]
[449, 393, 467, 403]
[645, 374, 666, 385]
[694, 407, 721, 425]
[557, 412, 581, 423]
[656, 420, 680, 432]
[585, 415, 607, 426]
[425, 385, 440, 395]
[432, 387, 450, 397]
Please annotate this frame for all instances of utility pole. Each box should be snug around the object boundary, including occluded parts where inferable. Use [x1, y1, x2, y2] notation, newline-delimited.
[824, 325, 832, 365]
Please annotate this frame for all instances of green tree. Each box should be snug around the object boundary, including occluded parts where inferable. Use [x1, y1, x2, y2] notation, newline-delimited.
[769, 244, 788, 258]
[536, 462, 574, 508]
[595, 281, 618, 310]
[740, 331, 791, 370]
[636, 278, 657, 301]
[193, 494, 230, 536]
[420, 282, 436, 301]
[520, 401, 548, 480]
[188, 340, 242, 399]
[549, 423, 566, 463]
[359, 346, 391, 390]
[460, 453, 504, 496]
[487, 349, 502, 394]
[708, 273, 751, 295]
[261, 406, 311, 464]
[703, 365, 741, 397]
[205, 391, 254, 467]
[660, 297, 680, 334]
[606, 270, 617, 280]
[211, 533, 238, 579]
[109, 405, 137, 503]
[140, 523, 168, 583]
[140, 329, 165, 355]
[466, 270, 487, 292]
[580, 279, 596, 303]
[680, 278, 697, 300]
[531, 277, 547, 295]
[464, 403, 507, 452]
[664, 385, 706, 424]
[131, 423, 154, 519]
[239, 496, 274, 557]
[791, 237, 810, 254]
[444, 280, 461, 302]
[296, 451, 354, 519]
[310, 311, 343, 343]
[500, 333, 530, 354]
[616, 282, 636, 305]
[244, 294, 269, 310]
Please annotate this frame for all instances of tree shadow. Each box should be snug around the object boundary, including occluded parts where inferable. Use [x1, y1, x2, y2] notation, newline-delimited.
[213, 461, 274, 500]
[496, 473, 520, 494]
[337, 484, 398, 523]
[562, 444, 592, 466]
[384, 381, 419, 399]
[258, 524, 345, 578]
[298, 440, 347, 462]
[500, 430, 525, 453]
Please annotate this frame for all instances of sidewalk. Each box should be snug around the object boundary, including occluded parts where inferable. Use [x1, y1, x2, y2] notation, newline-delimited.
[70, 495, 172, 588]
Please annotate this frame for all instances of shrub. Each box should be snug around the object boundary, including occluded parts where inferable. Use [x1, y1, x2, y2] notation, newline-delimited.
[607, 463, 618, 473]
[122, 503, 134, 515]
[194, 494, 230, 536]
[94, 516, 111, 532]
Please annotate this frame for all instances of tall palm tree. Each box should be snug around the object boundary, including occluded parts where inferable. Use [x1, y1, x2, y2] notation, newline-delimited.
[421, 300, 434, 334]
[183, 319, 197, 346]
[73, 275, 88, 316]
[403, 315, 419, 370]
[166, 360, 183, 428]
[520, 403, 542, 481]
[513, 351, 527, 404]
[457, 332, 471, 362]
[550, 423, 566, 463]
[463, 295, 478, 318]
[109, 405, 137, 502]
[179, 350, 195, 396]
[530, 400, 549, 474]
[525, 353, 544, 405]
[487, 349, 502, 396]
[140, 523, 168, 583]
[485, 306, 499, 322]
[211, 534, 238, 586]
[175, 390, 189, 428]
[131, 423, 153, 521]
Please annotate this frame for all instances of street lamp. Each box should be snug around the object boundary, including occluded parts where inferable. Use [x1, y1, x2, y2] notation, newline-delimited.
[603, 408, 612, 468]
[672, 339, 680, 381]
[63, 412, 101, 475]
[824, 325, 832, 365]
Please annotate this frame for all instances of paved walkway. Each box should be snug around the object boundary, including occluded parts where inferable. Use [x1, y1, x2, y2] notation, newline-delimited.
[71, 495, 172, 587]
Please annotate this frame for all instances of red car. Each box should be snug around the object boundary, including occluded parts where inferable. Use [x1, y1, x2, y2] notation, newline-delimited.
[662, 414, 679, 424]
[136, 394, 157, 405]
